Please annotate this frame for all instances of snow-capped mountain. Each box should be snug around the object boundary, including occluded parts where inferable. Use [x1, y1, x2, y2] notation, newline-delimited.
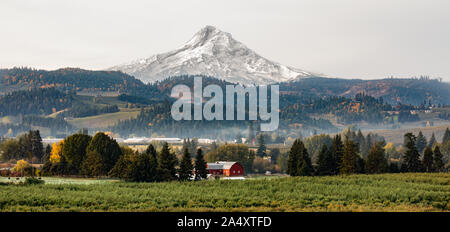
[110, 26, 316, 85]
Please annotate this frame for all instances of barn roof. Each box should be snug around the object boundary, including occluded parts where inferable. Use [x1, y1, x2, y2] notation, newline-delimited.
[207, 163, 223, 170]
[207, 161, 239, 170]
[219, 162, 238, 169]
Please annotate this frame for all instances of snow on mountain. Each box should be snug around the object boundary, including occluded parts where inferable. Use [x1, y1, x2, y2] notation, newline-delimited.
[110, 26, 317, 85]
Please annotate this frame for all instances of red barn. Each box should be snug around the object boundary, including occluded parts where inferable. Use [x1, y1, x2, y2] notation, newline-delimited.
[206, 161, 244, 177]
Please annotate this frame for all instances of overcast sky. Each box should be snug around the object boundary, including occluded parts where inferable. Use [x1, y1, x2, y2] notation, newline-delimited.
[1, 0, 449, 81]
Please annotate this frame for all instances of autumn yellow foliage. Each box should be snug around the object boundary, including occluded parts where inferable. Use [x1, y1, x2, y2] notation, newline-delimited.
[384, 142, 395, 151]
[50, 140, 64, 163]
[12, 159, 30, 173]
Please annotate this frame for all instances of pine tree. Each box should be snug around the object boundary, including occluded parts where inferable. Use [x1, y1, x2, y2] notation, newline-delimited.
[329, 135, 344, 175]
[402, 133, 422, 172]
[356, 130, 366, 158]
[287, 139, 313, 176]
[442, 128, 450, 143]
[30, 130, 44, 162]
[109, 153, 133, 180]
[43, 144, 52, 163]
[287, 139, 301, 176]
[256, 134, 267, 157]
[194, 148, 208, 180]
[389, 162, 400, 173]
[415, 131, 427, 154]
[428, 133, 437, 147]
[297, 141, 313, 176]
[432, 146, 444, 172]
[363, 133, 373, 156]
[179, 147, 193, 181]
[157, 142, 177, 181]
[137, 144, 158, 182]
[422, 146, 433, 172]
[316, 144, 334, 176]
[270, 148, 280, 163]
[365, 143, 388, 174]
[340, 137, 360, 174]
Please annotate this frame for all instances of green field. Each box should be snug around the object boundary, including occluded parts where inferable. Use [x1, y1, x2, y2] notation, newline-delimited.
[67, 110, 140, 129]
[1, 173, 449, 212]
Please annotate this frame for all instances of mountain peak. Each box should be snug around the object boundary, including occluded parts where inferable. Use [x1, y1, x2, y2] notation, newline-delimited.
[194, 25, 227, 39]
[185, 25, 234, 50]
[110, 26, 317, 84]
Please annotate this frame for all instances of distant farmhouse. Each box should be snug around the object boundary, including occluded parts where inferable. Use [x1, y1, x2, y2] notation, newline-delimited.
[206, 161, 244, 178]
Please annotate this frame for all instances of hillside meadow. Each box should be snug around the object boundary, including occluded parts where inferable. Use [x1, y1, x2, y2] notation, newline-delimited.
[0, 173, 449, 212]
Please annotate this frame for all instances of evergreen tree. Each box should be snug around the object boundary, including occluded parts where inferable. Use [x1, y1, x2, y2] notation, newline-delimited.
[343, 127, 356, 142]
[357, 155, 365, 174]
[270, 148, 280, 163]
[157, 142, 177, 181]
[108, 153, 133, 180]
[136, 144, 158, 182]
[365, 143, 388, 174]
[428, 133, 437, 147]
[130, 151, 157, 182]
[30, 130, 44, 162]
[248, 150, 256, 173]
[287, 139, 300, 176]
[85, 132, 122, 174]
[145, 144, 157, 161]
[256, 134, 267, 157]
[422, 146, 434, 172]
[415, 131, 427, 154]
[297, 141, 313, 176]
[62, 133, 92, 173]
[287, 139, 313, 176]
[182, 138, 197, 155]
[356, 129, 366, 158]
[363, 133, 373, 156]
[340, 137, 360, 174]
[179, 147, 193, 181]
[432, 146, 444, 172]
[389, 162, 400, 173]
[18, 132, 32, 161]
[81, 150, 104, 176]
[194, 148, 208, 180]
[329, 135, 344, 175]
[43, 144, 52, 163]
[402, 133, 422, 172]
[316, 144, 334, 176]
[442, 128, 450, 143]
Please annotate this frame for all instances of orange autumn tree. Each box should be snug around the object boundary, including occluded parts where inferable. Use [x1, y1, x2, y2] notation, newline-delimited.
[50, 140, 64, 163]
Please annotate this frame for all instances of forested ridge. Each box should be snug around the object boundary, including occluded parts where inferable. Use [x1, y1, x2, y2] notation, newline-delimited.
[0, 88, 72, 116]
[0, 67, 159, 98]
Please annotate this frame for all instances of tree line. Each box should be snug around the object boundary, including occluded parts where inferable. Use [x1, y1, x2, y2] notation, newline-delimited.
[1, 128, 449, 180]
[287, 129, 449, 176]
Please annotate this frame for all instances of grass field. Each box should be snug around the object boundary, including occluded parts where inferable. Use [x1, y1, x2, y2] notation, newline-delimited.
[370, 124, 450, 145]
[0, 173, 449, 212]
[67, 110, 140, 129]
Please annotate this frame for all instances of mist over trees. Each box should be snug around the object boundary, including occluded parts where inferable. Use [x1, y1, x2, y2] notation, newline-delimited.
[0, 127, 449, 180]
